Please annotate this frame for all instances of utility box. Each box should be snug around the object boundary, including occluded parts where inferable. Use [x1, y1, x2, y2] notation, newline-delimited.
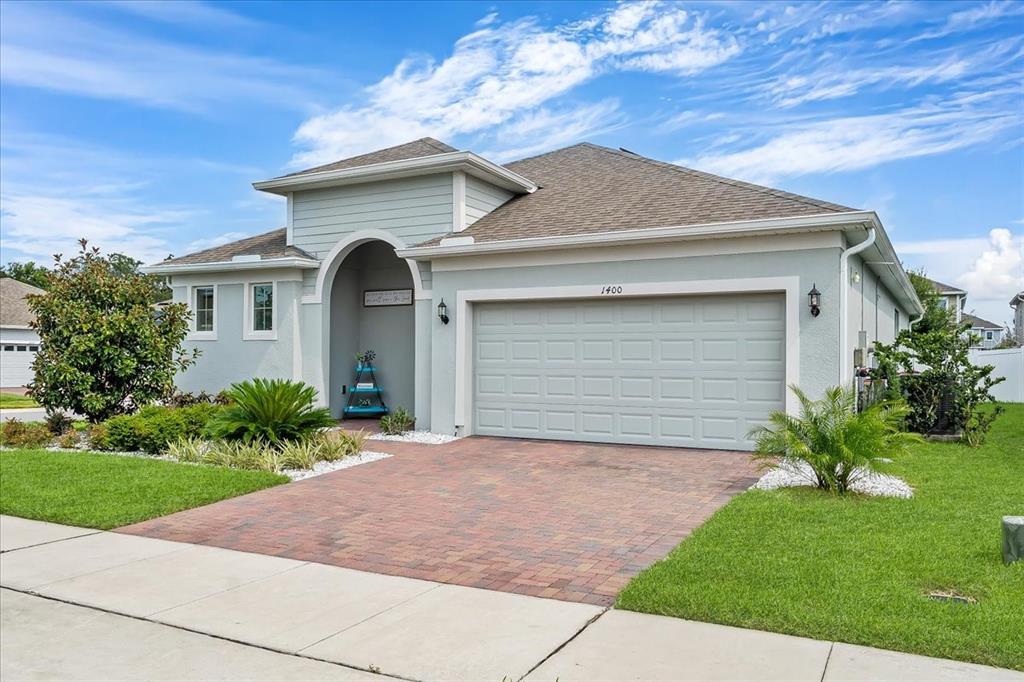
[1002, 516, 1024, 564]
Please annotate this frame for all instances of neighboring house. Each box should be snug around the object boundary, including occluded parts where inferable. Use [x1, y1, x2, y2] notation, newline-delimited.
[962, 313, 1005, 349]
[145, 139, 923, 451]
[923, 277, 967, 323]
[1011, 292, 1024, 345]
[0, 278, 44, 388]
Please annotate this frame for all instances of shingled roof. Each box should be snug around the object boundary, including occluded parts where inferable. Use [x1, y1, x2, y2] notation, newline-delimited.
[923, 277, 967, 295]
[0, 277, 45, 328]
[963, 312, 1003, 329]
[420, 142, 856, 245]
[158, 228, 315, 267]
[163, 139, 860, 266]
[280, 138, 457, 178]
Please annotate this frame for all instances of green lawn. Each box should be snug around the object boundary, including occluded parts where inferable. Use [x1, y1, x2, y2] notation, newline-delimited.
[617, 404, 1024, 671]
[0, 394, 39, 408]
[0, 449, 287, 529]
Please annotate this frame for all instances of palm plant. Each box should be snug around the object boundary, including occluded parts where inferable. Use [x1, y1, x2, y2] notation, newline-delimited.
[748, 385, 922, 494]
[205, 378, 334, 445]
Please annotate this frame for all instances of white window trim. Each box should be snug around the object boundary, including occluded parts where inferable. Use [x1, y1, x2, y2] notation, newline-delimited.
[243, 280, 278, 341]
[188, 284, 218, 341]
[453, 276, 801, 435]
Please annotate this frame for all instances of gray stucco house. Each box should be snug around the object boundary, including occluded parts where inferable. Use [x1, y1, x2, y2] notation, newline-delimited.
[145, 138, 923, 450]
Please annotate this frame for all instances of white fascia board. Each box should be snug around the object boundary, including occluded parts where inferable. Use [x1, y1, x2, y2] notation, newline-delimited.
[252, 152, 537, 195]
[398, 209, 924, 317]
[142, 257, 320, 275]
[856, 212, 925, 317]
[398, 212, 874, 259]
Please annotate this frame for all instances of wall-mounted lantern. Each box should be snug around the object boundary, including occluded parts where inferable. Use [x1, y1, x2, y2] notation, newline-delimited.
[437, 298, 450, 325]
[808, 284, 821, 317]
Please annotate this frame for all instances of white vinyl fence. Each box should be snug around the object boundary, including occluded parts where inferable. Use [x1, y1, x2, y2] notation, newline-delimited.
[969, 347, 1024, 403]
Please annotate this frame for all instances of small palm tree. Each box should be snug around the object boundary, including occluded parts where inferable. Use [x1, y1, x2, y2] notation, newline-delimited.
[206, 378, 334, 445]
[748, 385, 922, 494]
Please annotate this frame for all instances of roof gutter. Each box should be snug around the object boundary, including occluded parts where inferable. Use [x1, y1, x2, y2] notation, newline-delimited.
[253, 151, 538, 195]
[142, 256, 320, 275]
[839, 227, 876, 385]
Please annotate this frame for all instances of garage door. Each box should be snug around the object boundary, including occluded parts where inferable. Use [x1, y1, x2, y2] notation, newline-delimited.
[472, 294, 785, 450]
[0, 343, 39, 388]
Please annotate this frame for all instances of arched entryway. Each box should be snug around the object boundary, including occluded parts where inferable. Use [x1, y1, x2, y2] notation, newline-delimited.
[326, 240, 416, 418]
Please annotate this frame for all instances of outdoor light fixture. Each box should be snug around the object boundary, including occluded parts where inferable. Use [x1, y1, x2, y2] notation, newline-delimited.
[437, 298, 449, 325]
[808, 284, 821, 317]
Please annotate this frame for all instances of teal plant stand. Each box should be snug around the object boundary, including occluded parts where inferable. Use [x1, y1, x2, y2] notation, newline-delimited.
[343, 357, 388, 417]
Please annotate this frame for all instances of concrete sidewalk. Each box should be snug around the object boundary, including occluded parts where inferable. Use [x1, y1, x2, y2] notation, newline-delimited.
[1, 516, 1021, 682]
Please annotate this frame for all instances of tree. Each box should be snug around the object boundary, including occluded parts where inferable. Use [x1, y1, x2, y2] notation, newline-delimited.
[27, 240, 197, 422]
[0, 261, 51, 290]
[872, 269, 1003, 444]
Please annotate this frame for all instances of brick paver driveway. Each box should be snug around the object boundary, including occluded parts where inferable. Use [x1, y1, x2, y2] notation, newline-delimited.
[120, 437, 757, 606]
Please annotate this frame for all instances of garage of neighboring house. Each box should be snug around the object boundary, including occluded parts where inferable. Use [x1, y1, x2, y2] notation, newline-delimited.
[0, 278, 45, 389]
[472, 293, 786, 450]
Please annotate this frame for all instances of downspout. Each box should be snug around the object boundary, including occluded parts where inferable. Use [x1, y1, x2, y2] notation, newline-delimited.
[839, 226, 876, 385]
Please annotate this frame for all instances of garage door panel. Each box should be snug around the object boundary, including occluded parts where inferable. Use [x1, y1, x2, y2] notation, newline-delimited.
[473, 294, 785, 450]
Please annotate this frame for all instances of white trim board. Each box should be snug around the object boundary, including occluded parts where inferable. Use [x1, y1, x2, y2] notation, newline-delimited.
[186, 283, 218, 341]
[453, 276, 801, 434]
[242, 280, 279, 341]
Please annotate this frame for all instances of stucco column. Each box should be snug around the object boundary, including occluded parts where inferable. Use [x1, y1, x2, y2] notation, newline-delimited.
[414, 298, 433, 429]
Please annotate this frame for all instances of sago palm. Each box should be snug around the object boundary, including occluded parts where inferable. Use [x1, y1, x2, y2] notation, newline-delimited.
[748, 385, 922, 494]
[206, 378, 334, 444]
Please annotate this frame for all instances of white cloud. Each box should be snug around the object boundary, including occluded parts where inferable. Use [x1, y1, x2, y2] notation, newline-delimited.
[0, 2, 327, 112]
[290, 2, 740, 167]
[913, 0, 1024, 41]
[897, 228, 1024, 325]
[185, 231, 254, 254]
[687, 94, 1021, 184]
[957, 228, 1024, 302]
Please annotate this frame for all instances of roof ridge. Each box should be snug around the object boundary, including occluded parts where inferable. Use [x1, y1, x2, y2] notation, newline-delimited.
[578, 142, 856, 214]
[506, 142, 592, 166]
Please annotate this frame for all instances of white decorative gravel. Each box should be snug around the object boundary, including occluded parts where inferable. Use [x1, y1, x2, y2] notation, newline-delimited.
[283, 451, 391, 481]
[753, 459, 913, 498]
[368, 430, 460, 445]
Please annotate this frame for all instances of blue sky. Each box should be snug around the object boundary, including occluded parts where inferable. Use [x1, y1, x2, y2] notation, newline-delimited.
[1, 0, 1022, 324]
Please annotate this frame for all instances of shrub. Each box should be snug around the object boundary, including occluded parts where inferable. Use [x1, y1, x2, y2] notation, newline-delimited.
[203, 440, 280, 472]
[166, 436, 208, 463]
[379, 407, 414, 435]
[44, 410, 74, 436]
[0, 419, 53, 448]
[27, 240, 196, 422]
[57, 431, 80, 449]
[206, 378, 333, 445]
[749, 385, 922, 494]
[279, 439, 324, 470]
[104, 404, 221, 454]
[319, 429, 367, 461]
[87, 422, 111, 450]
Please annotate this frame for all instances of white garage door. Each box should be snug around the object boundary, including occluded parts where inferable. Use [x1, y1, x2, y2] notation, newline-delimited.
[0, 342, 39, 388]
[472, 294, 786, 450]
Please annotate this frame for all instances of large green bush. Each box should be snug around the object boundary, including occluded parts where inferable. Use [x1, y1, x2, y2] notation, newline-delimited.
[103, 404, 221, 454]
[205, 378, 333, 444]
[871, 272, 1004, 444]
[27, 240, 194, 422]
[749, 385, 922, 494]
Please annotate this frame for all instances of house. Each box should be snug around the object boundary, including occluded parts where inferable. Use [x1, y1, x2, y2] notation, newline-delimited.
[924, 277, 967, 323]
[962, 313, 1005, 349]
[144, 139, 923, 451]
[1011, 292, 1024, 345]
[0, 278, 44, 388]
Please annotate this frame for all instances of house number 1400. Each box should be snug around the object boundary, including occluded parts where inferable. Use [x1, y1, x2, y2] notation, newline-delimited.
[601, 285, 623, 295]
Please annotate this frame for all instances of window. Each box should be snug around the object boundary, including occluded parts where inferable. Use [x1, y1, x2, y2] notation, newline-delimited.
[986, 331, 993, 340]
[938, 298, 948, 309]
[894, 308, 900, 336]
[252, 283, 273, 332]
[16, 346, 27, 351]
[2, 345, 13, 351]
[29, 345, 39, 352]
[194, 286, 215, 332]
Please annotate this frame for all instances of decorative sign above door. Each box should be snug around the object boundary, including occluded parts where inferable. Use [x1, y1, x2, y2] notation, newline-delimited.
[363, 289, 413, 307]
